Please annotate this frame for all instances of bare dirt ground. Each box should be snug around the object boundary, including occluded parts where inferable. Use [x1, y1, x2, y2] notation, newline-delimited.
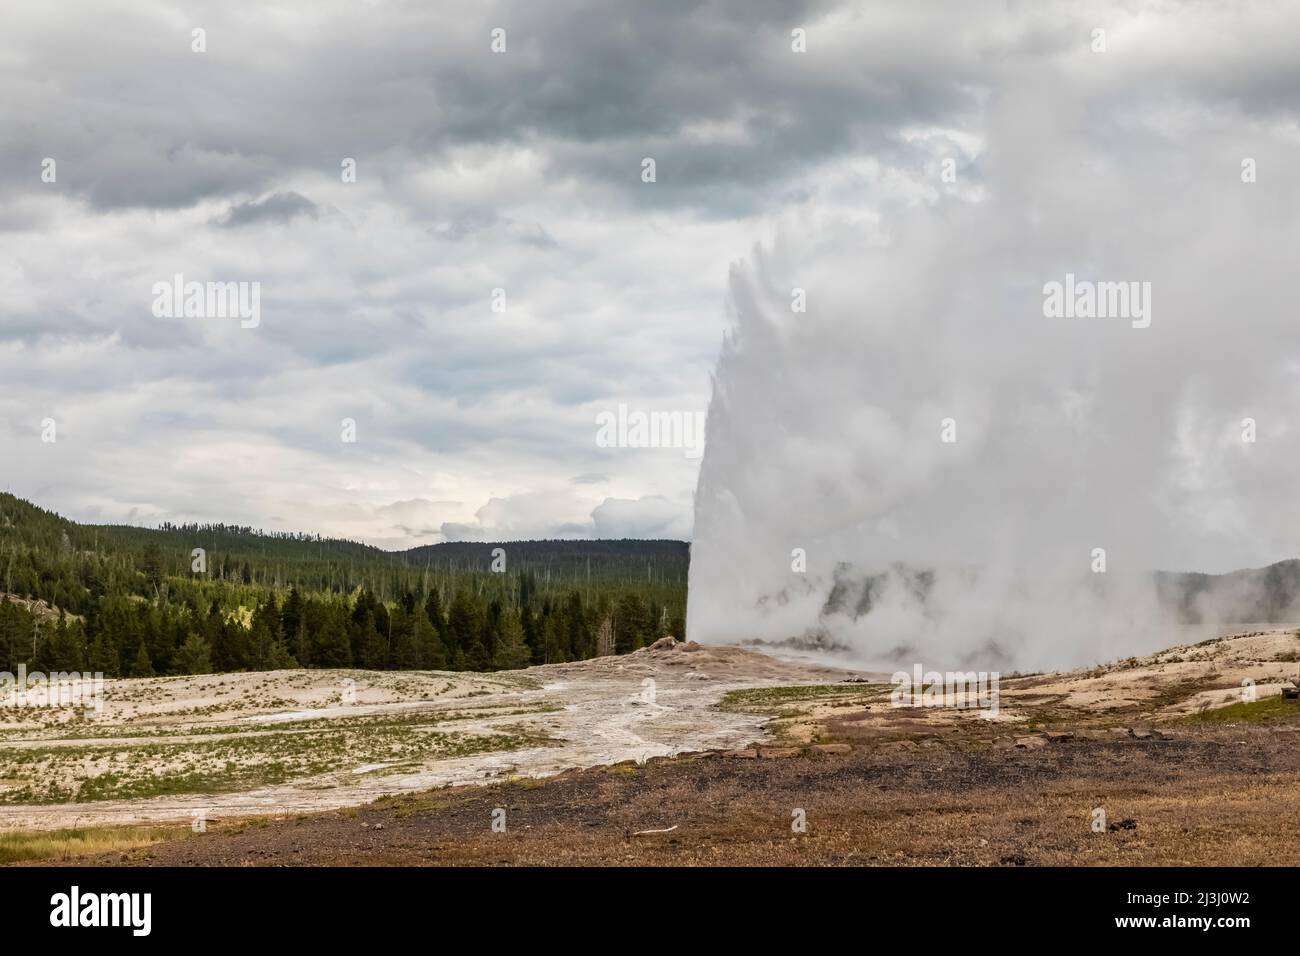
[82, 722, 1300, 867]
[10, 629, 1300, 865]
[0, 640, 854, 830]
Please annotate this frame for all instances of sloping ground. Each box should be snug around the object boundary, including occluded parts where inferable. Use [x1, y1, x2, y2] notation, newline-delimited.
[9, 629, 1300, 864]
[1004, 629, 1300, 719]
[0, 640, 858, 829]
[43, 627, 1300, 867]
[75, 722, 1300, 866]
[0, 593, 82, 623]
[724, 628, 1300, 748]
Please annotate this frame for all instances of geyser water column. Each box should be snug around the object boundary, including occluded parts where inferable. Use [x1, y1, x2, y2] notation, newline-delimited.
[686, 87, 1300, 673]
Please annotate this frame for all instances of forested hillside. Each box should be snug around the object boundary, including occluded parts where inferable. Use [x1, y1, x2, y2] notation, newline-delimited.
[0, 494, 688, 678]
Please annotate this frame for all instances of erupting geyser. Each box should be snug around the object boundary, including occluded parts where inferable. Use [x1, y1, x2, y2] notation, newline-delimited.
[687, 82, 1300, 672]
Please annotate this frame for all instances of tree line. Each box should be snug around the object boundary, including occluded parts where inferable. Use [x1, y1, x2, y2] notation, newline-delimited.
[0, 494, 686, 677]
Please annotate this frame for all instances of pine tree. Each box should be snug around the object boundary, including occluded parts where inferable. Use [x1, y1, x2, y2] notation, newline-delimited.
[390, 609, 420, 669]
[141, 543, 164, 594]
[424, 588, 446, 636]
[0, 598, 31, 672]
[174, 633, 212, 674]
[492, 613, 531, 670]
[446, 591, 479, 664]
[281, 588, 305, 646]
[414, 612, 447, 669]
[463, 632, 490, 671]
[87, 633, 120, 677]
[614, 594, 651, 653]
[130, 638, 155, 677]
[310, 607, 352, 668]
[48, 614, 86, 672]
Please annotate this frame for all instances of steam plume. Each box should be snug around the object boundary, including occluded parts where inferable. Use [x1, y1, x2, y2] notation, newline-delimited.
[688, 67, 1300, 671]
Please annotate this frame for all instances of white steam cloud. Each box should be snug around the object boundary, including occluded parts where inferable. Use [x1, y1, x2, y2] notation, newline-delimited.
[688, 25, 1300, 672]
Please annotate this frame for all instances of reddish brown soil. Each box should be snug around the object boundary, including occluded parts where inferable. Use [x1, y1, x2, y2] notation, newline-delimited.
[70, 721, 1300, 866]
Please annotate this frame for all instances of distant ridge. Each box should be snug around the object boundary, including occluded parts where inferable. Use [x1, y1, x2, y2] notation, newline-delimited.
[0, 492, 689, 608]
[0, 493, 687, 573]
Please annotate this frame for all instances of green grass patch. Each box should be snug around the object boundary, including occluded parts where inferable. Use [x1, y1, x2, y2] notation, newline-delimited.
[0, 722, 560, 804]
[718, 683, 887, 713]
[1181, 694, 1300, 725]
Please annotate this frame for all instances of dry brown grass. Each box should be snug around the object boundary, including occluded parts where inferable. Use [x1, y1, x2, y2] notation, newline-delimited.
[0, 824, 187, 864]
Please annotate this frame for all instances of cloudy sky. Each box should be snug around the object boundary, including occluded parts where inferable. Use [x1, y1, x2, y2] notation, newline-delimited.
[0, 0, 977, 547]
[4, 1, 1299, 555]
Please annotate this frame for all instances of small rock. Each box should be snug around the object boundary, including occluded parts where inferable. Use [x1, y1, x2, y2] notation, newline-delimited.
[724, 748, 758, 759]
[758, 747, 800, 759]
[648, 636, 677, 652]
[1045, 731, 1074, 742]
[1108, 819, 1137, 831]
[1014, 735, 1047, 749]
[373, 823, 384, 831]
[1129, 727, 1153, 740]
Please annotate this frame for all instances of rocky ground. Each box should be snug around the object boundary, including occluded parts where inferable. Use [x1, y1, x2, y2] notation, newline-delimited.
[81, 721, 1300, 866]
[9, 628, 1300, 865]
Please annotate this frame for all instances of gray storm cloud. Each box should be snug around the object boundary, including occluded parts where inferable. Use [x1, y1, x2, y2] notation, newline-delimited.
[7, 1, 1300, 555]
[688, 42, 1300, 672]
